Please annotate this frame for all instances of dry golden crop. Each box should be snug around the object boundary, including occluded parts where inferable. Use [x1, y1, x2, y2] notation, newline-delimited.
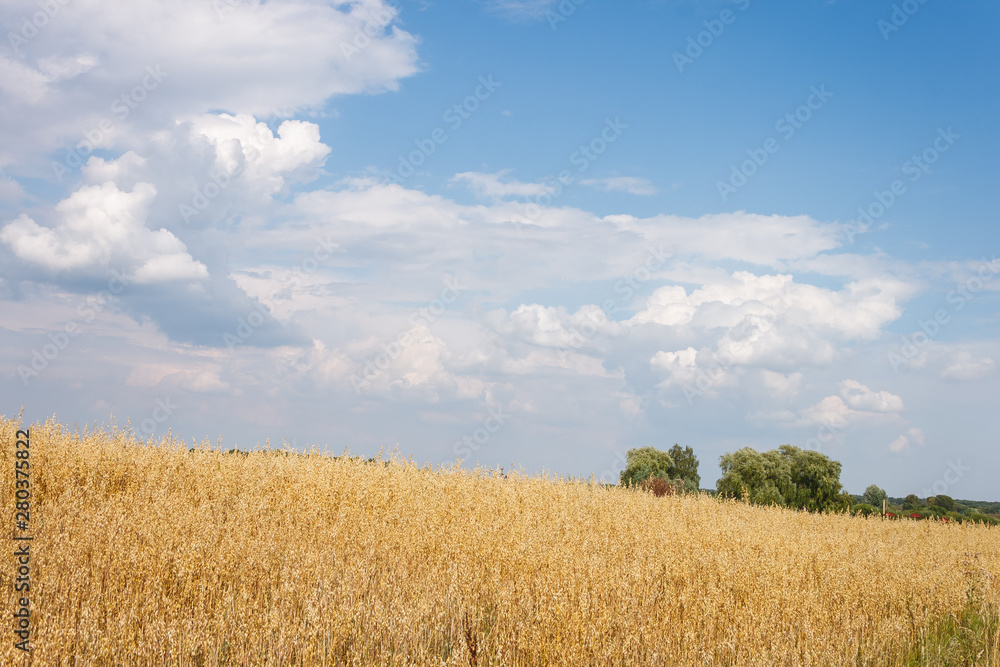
[1, 414, 997, 666]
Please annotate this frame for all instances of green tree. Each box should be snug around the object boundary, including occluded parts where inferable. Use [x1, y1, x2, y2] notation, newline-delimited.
[717, 445, 846, 512]
[717, 447, 791, 503]
[780, 445, 846, 512]
[750, 483, 785, 507]
[665, 444, 700, 492]
[926, 505, 948, 517]
[902, 494, 922, 510]
[619, 447, 674, 488]
[934, 494, 956, 512]
[863, 484, 888, 508]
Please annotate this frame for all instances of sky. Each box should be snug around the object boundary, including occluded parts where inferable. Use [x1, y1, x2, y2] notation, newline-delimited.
[1, 0, 998, 499]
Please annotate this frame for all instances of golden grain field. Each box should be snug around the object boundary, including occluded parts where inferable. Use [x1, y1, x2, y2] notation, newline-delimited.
[1, 414, 997, 666]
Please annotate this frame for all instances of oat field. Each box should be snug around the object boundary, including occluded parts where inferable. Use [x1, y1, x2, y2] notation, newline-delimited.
[1, 415, 997, 666]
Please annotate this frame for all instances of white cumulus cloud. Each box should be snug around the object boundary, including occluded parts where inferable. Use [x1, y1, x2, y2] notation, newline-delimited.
[188, 113, 331, 196]
[0, 0, 419, 169]
[634, 271, 905, 372]
[0, 182, 207, 283]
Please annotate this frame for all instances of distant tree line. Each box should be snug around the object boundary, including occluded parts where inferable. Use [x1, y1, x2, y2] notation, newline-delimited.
[854, 488, 998, 525]
[617, 444, 998, 525]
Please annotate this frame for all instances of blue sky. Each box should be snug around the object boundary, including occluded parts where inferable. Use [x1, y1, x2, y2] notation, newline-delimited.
[1, 0, 998, 499]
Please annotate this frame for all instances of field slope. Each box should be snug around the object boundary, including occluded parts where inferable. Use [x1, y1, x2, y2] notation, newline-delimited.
[1, 416, 997, 666]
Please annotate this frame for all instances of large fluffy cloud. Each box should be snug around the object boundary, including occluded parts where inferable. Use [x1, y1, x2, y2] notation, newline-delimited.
[636, 271, 908, 389]
[187, 113, 331, 196]
[632, 271, 903, 340]
[0, 182, 207, 282]
[0, 0, 419, 346]
[0, 0, 419, 171]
